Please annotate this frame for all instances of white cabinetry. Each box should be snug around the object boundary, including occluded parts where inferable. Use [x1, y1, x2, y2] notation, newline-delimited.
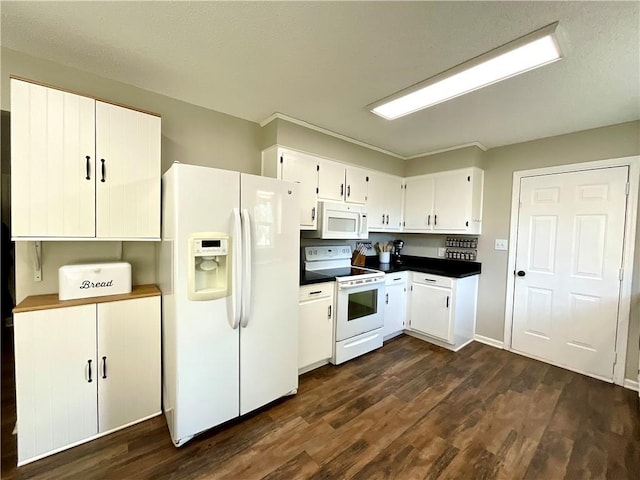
[10, 78, 161, 240]
[317, 158, 368, 204]
[368, 172, 404, 231]
[383, 272, 407, 340]
[407, 272, 477, 351]
[298, 282, 335, 373]
[262, 146, 319, 229]
[13, 287, 161, 466]
[403, 168, 483, 234]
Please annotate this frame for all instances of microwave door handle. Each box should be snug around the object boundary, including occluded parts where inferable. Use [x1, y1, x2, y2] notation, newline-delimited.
[240, 208, 252, 328]
[230, 208, 242, 329]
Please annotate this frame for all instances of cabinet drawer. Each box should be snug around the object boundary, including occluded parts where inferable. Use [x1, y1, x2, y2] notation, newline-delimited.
[385, 272, 408, 286]
[411, 272, 453, 289]
[299, 283, 334, 302]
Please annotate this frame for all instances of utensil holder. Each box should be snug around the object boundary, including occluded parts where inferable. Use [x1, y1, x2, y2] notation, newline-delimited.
[379, 252, 390, 264]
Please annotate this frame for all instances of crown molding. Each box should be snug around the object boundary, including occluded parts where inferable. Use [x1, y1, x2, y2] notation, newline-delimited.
[260, 112, 487, 160]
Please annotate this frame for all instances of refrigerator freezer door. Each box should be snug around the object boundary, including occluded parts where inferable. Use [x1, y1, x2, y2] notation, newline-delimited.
[164, 164, 241, 443]
[239, 173, 300, 415]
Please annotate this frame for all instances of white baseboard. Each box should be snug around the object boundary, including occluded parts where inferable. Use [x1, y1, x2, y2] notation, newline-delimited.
[624, 378, 639, 392]
[474, 335, 504, 349]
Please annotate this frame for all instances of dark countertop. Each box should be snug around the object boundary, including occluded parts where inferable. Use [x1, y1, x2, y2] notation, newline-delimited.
[364, 255, 481, 278]
[299, 269, 336, 286]
[300, 255, 481, 285]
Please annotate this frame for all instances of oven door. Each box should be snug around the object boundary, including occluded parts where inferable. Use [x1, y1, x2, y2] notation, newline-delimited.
[335, 281, 384, 341]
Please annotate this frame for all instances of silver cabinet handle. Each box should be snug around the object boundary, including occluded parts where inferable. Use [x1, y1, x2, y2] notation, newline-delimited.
[385, 293, 389, 305]
[311, 207, 316, 221]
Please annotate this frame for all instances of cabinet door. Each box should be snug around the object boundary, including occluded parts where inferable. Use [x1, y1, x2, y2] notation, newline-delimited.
[299, 297, 334, 370]
[280, 150, 319, 229]
[433, 170, 472, 232]
[97, 296, 161, 433]
[403, 175, 434, 231]
[384, 175, 404, 231]
[383, 283, 406, 337]
[14, 305, 98, 464]
[11, 79, 96, 238]
[409, 283, 453, 342]
[317, 159, 345, 201]
[345, 166, 368, 204]
[366, 172, 387, 230]
[95, 101, 161, 239]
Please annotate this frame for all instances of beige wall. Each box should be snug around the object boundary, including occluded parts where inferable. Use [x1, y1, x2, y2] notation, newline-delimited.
[269, 118, 403, 176]
[477, 121, 640, 379]
[404, 145, 485, 177]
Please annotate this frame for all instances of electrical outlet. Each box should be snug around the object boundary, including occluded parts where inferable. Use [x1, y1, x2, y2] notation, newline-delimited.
[495, 239, 508, 251]
[438, 248, 446, 257]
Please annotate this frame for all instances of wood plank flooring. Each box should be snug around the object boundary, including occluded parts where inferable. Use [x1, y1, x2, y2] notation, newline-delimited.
[2, 330, 639, 479]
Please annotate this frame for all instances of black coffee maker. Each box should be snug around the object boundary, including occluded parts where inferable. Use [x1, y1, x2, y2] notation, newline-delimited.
[392, 239, 404, 265]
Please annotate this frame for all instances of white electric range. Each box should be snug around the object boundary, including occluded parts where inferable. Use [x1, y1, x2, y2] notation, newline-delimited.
[304, 246, 385, 364]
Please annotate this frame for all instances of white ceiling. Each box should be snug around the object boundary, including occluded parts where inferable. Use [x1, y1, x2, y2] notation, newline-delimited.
[1, 1, 638, 158]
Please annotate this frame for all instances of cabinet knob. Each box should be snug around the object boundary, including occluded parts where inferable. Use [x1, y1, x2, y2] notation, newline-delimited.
[517, 270, 526, 277]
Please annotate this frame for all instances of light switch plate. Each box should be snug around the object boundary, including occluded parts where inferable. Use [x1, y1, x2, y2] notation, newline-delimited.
[495, 239, 508, 251]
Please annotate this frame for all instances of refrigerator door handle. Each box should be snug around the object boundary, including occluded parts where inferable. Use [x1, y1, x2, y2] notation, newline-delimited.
[231, 208, 242, 329]
[240, 208, 252, 328]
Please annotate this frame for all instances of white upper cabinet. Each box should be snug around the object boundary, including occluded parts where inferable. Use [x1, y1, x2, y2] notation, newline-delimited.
[95, 102, 161, 239]
[368, 171, 404, 231]
[403, 175, 435, 231]
[10, 78, 161, 240]
[317, 159, 368, 204]
[317, 158, 346, 202]
[403, 167, 483, 234]
[261, 146, 319, 230]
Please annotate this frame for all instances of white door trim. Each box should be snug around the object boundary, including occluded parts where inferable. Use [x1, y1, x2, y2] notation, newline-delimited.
[503, 155, 639, 385]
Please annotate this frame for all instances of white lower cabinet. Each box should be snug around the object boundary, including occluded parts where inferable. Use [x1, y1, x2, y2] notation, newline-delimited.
[407, 272, 478, 351]
[383, 273, 407, 340]
[13, 289, 161, 465]
[298, 282, 335, 373]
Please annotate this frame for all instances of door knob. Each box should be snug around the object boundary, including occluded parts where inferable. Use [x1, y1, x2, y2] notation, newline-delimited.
[517, 270, 526, 277]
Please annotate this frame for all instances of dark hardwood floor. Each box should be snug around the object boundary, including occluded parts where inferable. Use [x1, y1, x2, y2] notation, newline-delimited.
[2, 328, 639, 479]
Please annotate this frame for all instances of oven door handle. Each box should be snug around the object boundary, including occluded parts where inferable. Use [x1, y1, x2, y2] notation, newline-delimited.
[337, 279, 384, 291]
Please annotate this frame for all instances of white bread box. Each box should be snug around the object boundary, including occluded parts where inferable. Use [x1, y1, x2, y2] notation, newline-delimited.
[58, 262, 132, 301]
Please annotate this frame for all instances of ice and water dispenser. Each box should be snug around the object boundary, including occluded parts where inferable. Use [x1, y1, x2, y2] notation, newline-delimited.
[188, 233, 230, 301]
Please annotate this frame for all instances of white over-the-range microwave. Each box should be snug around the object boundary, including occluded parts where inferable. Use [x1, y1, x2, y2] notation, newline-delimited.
[303, 200, 368, 240]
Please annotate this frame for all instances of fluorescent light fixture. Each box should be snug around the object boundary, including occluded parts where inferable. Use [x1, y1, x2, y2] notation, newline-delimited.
[369, 22, 563, 120]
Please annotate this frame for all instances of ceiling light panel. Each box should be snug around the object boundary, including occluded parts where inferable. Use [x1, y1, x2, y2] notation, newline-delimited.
[370, 23, 563, 120]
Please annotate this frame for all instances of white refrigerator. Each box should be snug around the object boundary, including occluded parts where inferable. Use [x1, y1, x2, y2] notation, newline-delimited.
[159, 163, 299, 446]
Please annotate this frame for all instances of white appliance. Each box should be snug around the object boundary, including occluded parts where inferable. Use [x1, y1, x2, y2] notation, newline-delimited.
[304, 246, 385, 364]
[159, 163, 300, 446]
[303, 201, 368, 240]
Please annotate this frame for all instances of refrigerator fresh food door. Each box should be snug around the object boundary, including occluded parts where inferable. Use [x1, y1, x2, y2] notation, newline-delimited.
[168, 164, 241, 443]
[239, 173, 299, 415]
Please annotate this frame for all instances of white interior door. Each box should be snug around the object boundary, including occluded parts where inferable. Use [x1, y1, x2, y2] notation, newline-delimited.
[239, 173, 299, 415]
[97, 297, 161, 433]
[511, 167, 628, 380]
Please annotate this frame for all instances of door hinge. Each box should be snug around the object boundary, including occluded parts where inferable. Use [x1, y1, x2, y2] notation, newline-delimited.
[316, 187, 319, 194]
[625, 182, 630, 195]
[317, 164, 320, 172]
[619, 268, 624, 281]
[279, 155, 283, 164]
[467, 176, 471, 182]
[613, 352, 618, 366]
[366, 176, 369, 182]
[410, 285, 413, 292]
